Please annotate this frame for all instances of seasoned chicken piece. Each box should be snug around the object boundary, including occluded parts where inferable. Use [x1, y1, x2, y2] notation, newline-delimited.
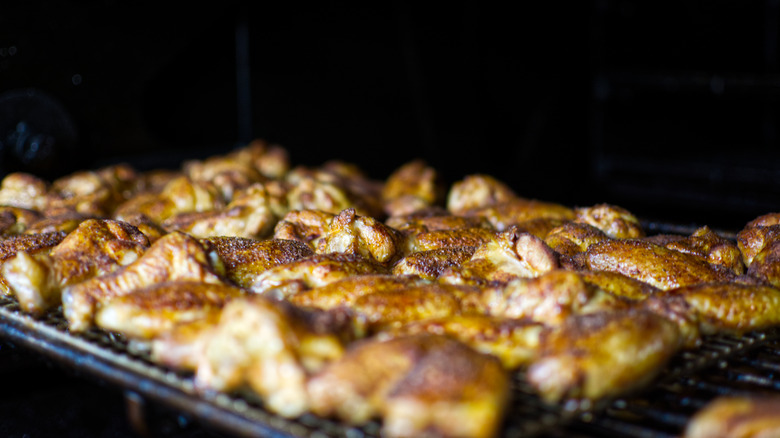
[0, 207, 42, 236]
[683, 396, 780, 438]
[288, 274, 431, 310]
[585, 239, 732, 290]
[544, 222, 610, 257]
[285, 163, 384, 218]
[391, 246, 477, 280]
[737, 213, 780, 267]
[574, 203, 644, 239]
[307, 334, 509, 438]
[203, 236, 313, 289]
[183, 153, 265, 201]
[0, 231, 66, 295]
[95, 281, 245, 339]
[660, 282, 780, 335]
[403, 226, 497, 254]
[0, 172, 49, 211]
[480, 270, 631, 325]
[62, 231, 225, 332]
[114, 175, 225, 224]
[228, 139, 291, 180]
[272, 209, 335, 250]
[642, 294, 702, 348]
[513, 217, 567, 239]
[285, 176, 360, 216]
[118, 213, 168, 243]
[23, 210, 88, 235]
[458, 199, 576, 232]
[46, 167, 130, 217]
[663, 226, 744, 275]
[441, 227, 558, 285]
[747, 242, 780, 287]
[151, 312, 221, 371]
[385, 206, 494, 234]
[381, 160, 444, 217]
[6, 218, 151, 315]
[446, 174, 520, 214]
[195, 296, 352, 418]
[576, 269, 659, 301]
[316, 208, 404, 266]
[527, 309, 681, 403]
[249, 253, 387, 297]
[161, 183, 279, 239]
[390, 315, 545, 369]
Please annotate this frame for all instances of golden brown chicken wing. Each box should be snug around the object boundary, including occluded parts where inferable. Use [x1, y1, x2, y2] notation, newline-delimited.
[573, 203, 644, 239]
[441, 227, 559, 285]
[195, 296, 352, 418]
[95, 281, 245, 339]
[381, 160, 445, 217]
[446, 174, 520, 214]
[315, 208, 404, 266]
[307, 333, 509, 438]
[661, 282, 780, 335]
[203, 236, 313, 289]
[526, 309, 681, 403]
[249, 253, 388, 297]
[272, 209, 335, 250]
[683, 395, 780, 438]
[62, 231, 225, 332]
[585, 239, 732, 290]
[391, 246, 477, 280]
[544, 222, 610, 258]
[0, 231, 67, 297]
[663, 226, 744, 275]
[0, 172, 49, 211]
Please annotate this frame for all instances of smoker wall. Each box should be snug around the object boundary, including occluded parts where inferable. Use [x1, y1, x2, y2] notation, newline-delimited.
[0, 1, 776, 230]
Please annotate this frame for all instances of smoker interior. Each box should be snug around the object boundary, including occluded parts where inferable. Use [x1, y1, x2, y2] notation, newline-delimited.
[2, 1, 780, 436]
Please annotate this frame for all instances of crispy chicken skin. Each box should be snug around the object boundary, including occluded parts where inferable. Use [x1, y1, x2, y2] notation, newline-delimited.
[403, 226, 497, 254]
[203, 236, 313, 289]
[315, 208, 404, 266]
[4, 219, 150, 314]
[161, 183, 280, 239]
[195, 296, 351, 418]
[272, 209, 335, 250]
[446, 174, 520, 214]
[62, 231, 225, 332]
[288, 274, 430, 310]
[574, 203, 644, 239]
[248, 253, 387, 297]
[307, 334, 509, 438]
[585, 239, 732, 290]
[480, 270, 632, 325]
[683, 396, 780, 438]
[663, 226, 745, 275]
[0, 172, 49, 211]
[660, 282, 780, 335]
[228, 139, 291, 180]
[527, 309, 681, 403]
[381, 160, 444, 217]
[389, 315, 545, 369]
[0, 207, 42, 236]
[182, 152, 265, 202]
[46, 166, 135, 217]
[114, 175, 225, 224]
[457, 199, 576, 232]
[385, 206, 494, 234]
[442, 227, 559, 284]
[0, 231, 67, 297]
[391, 246, 477, 280]
[95, 281, 245, 339]
[544, 222, 610, 257]
[575, 269, 659, 301]
[737, 213, 780, 267]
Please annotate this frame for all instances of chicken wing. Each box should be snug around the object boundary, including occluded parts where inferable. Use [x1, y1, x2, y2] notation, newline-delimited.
[585, 239, 732, 290]
[527, 309, 681, 403]
[315, 208, 404, 266]
[0, 172, 49, 211]
[248, 253, 387, 297]
[307, 333, 509, 438]
[391, 246, 477, 280]
[573, 203, 644, 239]
[272, 209, 335, 250]
[195, 296, 352, 418]
[62, 231, 225, 332]
[663, 226, 744, 275]
[95, 281, 245, 339]
[203, 236, 313, 289]
[381, 160, 445, 217]
[683, 396, 780, 438]
[0, 231, 67, 297]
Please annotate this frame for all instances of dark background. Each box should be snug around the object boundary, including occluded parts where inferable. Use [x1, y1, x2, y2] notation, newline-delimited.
[0, 0, 778, 228]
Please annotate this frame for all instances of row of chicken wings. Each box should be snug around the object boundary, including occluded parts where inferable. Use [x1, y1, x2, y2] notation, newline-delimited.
[0, 139, 779, 437]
